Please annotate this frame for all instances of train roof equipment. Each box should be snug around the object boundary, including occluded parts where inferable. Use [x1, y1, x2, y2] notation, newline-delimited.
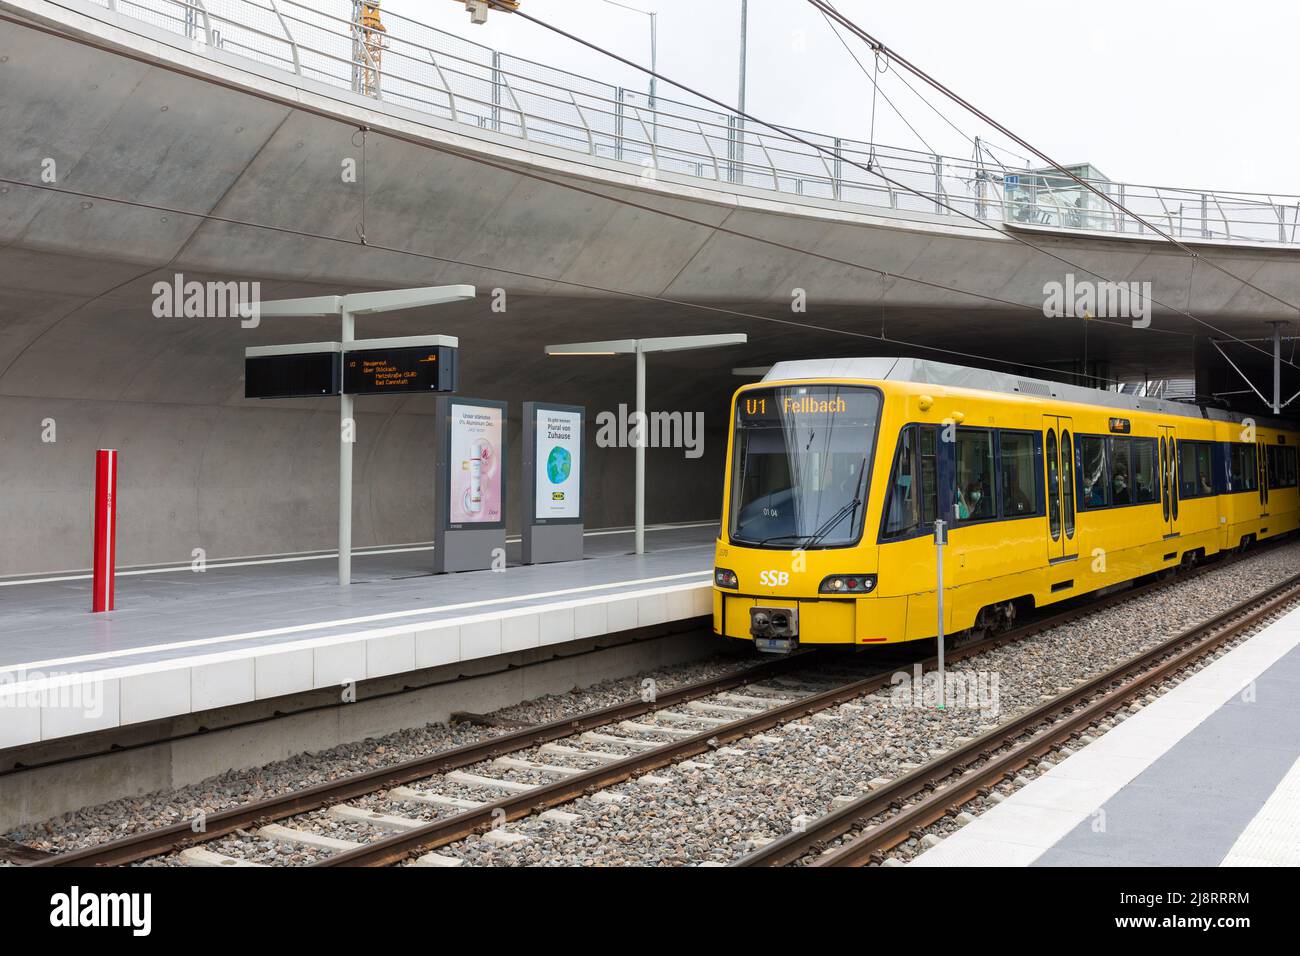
[760, 357, 1293, 430]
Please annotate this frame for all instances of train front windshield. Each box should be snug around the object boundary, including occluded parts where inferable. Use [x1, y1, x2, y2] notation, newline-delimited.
[728, 384, 882, 549]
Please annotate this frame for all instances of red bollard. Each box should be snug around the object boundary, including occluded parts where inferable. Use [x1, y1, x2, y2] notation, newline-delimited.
[92, 449, 118, 613]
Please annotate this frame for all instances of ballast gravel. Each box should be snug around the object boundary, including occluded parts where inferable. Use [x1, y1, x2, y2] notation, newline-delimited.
[11, 540, 1299, 866]
[6, 654, 758, 856]
[421, 541, 1300, 866]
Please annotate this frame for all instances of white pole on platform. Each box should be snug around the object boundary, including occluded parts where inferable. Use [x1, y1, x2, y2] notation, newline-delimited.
[544, 333, 749, 558]
[935, 518, 947, 710]
[339, 307, 355, 586]
[255, 285, 476, 587]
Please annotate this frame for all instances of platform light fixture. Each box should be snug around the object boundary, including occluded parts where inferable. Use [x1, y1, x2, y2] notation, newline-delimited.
[258, 285, 476, 585]
[544, 333, 748, 554]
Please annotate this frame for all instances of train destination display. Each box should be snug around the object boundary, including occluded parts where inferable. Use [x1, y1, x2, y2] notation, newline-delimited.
[244, 345, 341, 399]
[344, 344, 458, 395]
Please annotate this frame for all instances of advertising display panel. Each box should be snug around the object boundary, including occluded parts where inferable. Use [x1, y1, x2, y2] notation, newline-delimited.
[446, 400, 505, 528]
[533, 405, 582, 523]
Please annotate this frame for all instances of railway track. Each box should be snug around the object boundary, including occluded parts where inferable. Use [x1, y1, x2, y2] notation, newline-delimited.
[26, 650, 863, 866]
[738, 570, 1300, 867]
[23, 541, 1294, 868]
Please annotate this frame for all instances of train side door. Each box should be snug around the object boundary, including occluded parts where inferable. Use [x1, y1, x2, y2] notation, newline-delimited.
[1043, 416, 1078, 563]
[1159, 425, 1179, 538]
[1258, 438, 1269, 519]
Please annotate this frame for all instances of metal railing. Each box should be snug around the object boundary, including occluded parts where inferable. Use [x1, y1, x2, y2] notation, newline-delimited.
[88, 0, 1300, 246]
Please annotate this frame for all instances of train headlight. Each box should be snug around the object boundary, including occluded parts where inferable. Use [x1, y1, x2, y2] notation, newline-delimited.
[819, 574, 877, 594]
[714, 568, 739, 589]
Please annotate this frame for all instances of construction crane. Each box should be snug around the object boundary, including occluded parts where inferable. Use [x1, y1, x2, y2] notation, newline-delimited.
[459, 0, 519, 25]
[352, 1, 388, 96]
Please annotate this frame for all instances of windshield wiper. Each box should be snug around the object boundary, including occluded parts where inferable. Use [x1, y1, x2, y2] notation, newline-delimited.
[806, 456, 869, 548]
[804, 498, 859, 548]
[757, 534, 812, 546]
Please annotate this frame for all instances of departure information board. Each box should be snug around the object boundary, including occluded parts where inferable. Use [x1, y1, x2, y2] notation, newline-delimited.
[245, 351, 341, 399]
[344, 344, 458, 395]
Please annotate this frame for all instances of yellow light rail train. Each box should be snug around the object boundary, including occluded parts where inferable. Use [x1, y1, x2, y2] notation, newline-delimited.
[713, 358, 1300, 652]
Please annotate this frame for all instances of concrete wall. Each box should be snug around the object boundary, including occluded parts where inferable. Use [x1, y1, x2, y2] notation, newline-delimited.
[0, 624, 724, 830]
[1, 0, 1297, 574]
[0, 287, 732, 573]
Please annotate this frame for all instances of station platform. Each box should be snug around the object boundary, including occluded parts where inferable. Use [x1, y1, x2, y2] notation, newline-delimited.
[0, 522, 716, 750]
[913, 603, 1300, 867]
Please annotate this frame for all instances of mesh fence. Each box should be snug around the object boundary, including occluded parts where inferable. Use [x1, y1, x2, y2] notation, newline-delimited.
[79, 0, 1300, 244]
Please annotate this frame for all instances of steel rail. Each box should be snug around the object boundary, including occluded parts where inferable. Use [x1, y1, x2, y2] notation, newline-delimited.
[21, 537, 1288, 867]
[27, 651, 805, 867]
[740, 570, 1300, 867]
[313, 555, 1266, 867]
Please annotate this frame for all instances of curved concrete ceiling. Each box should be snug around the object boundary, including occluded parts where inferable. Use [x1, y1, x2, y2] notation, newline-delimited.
[0, 0, 1296, 574]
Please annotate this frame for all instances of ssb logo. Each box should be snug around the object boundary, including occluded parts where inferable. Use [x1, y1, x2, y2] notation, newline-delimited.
[552, 492, 565, 500]
[759, 570, 790, 587]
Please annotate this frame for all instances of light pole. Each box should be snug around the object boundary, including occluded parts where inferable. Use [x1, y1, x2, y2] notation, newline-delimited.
[600, 1, 658, 140]
[730, 0, 748, 183]
[738, 0, 748, 116]
[545, 333, 747, 554]
[257, 285, 476, 585]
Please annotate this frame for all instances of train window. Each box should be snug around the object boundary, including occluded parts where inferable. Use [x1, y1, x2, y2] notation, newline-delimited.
[1260, 443, 1268, 505]
[919, 427, 939, 526]
[999, 432, 1039, 518]
[729, 384, 882, 548]
[954, 429, 994, 522]
[1266, 446, 1294, 489]
[1178, 442, 1214, 498]
[1078, 436, 1108, 509]
[882, 427, 919, 539]
[1229, 444, 1257, 492]
[1268, 442, 1300, 486]
[881, 425, 939, 541]
[1046, 430, 1060, 539]
[1131, 439, 1157, 504]
[1164, 442, 1175, 522]
[1177, 442, 1195, 498]
[1061, 431, 1076, 537]
[1109, 438, 1133, 506]
[1171, 439, 1180, 519]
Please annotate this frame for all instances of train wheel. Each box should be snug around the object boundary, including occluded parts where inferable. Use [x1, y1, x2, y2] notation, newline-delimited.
[963, 601, 1017, 644]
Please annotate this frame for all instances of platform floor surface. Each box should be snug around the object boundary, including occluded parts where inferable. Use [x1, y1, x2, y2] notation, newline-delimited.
[912, 603, 1300, 867]
[0, 522, 716, 679]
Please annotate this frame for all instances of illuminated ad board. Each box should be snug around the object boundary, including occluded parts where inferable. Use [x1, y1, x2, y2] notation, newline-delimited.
[533, 404, 583, 523]
[445, 399, 505, 528]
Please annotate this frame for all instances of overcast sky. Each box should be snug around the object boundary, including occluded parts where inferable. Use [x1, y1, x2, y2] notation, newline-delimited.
[383, 0, 1299, 196]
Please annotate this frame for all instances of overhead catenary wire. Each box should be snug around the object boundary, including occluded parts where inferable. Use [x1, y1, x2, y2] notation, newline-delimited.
[818, 8, 938, 159]
[817, 6, 1029, 170]
[487, 0, 1299, 375]
[808, 0, 1300, 361]
[0, 6, 1257, 390]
